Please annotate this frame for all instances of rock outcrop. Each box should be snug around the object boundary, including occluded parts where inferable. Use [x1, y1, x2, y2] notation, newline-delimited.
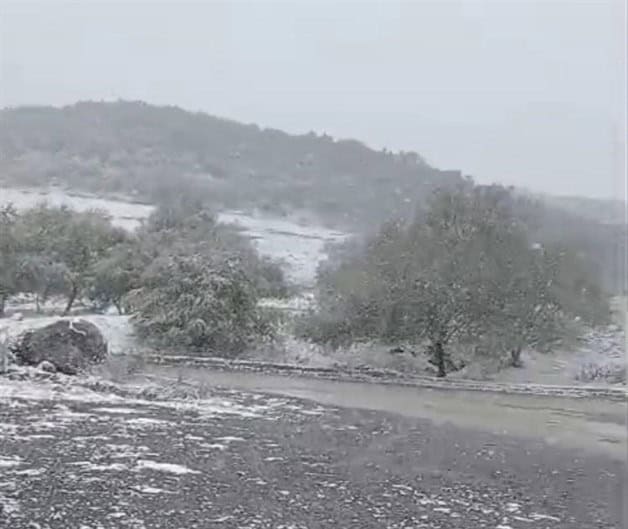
[11, 319, 107, 375]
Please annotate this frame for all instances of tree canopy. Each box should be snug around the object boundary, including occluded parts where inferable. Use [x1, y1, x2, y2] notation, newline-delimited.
[0, 200, 287, 357]
[300, 186, 610, 376]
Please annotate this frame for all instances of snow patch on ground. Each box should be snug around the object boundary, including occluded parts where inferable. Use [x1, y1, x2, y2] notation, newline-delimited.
[0, 493, 21, 515]
[134, 485, 174, 494]
[0, 368, 308, 425]
[92, 406, 141, 414]
[199, 443, 227, 451]
[0, 186, 154, 231]
[0, 377, 127, 404]
[479, 325, 626, 386]
[217, 209, 348, 286]
[125, 417, 170, 427]
[135, 460, 200, 475]
[71, 461, 128, 472]
[107, 444, 153, 459]
[214, 436, 245, 443]
[0, 456, 22, 468]
[0, 377, 262, 419]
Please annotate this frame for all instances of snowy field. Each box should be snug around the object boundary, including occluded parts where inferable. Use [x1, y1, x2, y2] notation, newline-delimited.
[1, 186, 155, 231]
[218, 210, 347, 286]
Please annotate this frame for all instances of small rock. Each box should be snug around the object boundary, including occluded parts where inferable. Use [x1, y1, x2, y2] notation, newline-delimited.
[37, 360, 57, 373]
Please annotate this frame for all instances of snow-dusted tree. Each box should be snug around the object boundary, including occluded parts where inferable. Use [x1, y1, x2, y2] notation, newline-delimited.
[478, 241, 562, 367]
[15, 254, 69, 312]
[384, 185, 523, 376]
[143, 200, 289, 298]
[88, 241, 143, 314]
[15, 205, 127, 315]
[128, 251, 269, 356]
[303, 185, 607, 376]
[0, 204, 20, 317]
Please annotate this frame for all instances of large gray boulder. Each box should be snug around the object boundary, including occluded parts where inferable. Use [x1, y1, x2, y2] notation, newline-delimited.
[11, 319, 107, 375]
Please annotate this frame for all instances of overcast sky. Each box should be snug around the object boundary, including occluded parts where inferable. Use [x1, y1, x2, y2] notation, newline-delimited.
[1, 0, 625, 199]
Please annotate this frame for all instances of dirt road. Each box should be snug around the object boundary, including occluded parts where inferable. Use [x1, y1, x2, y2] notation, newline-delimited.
[145, 366, 628, 460]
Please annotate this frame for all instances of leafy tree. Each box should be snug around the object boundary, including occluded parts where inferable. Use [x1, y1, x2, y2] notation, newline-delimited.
[88, 241, 143, 314]
[477, 242, 562, 367]
[15, 254, 69, 312]
[0, 204, 20, 317]
[113, 200, 285, 352]
[128, 252, 269, 355]
[143, 200, 289, 298]
[56, 210, 126, 314]
[302, 186, 609, 376]
[15, 204, 126, 314]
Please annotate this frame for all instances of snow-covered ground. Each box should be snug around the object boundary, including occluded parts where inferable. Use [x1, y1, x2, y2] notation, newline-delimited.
[456, 325, 626, 386]
[1, 186, 155, 231]
[218, 210, 347, 286]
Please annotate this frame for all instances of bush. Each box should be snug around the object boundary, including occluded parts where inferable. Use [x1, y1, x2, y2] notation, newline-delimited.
[128, 252, 272, 356]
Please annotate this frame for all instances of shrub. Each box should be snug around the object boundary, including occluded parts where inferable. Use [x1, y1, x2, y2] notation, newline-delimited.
[128, 252, 272, 356]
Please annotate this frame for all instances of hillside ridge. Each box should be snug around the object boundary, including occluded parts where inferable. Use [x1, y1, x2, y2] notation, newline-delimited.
[0, 100, 464, 228]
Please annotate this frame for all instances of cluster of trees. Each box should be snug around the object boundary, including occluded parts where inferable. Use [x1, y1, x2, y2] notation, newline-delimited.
[0, 203, 127, 316]
[0, 199, 288, 356]
[0, 185, 614, 370]
[299, 185, 610, 376]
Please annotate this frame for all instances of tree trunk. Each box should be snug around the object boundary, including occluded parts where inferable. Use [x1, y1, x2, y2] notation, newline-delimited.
[35, 293, 41, 313]
[0, 294, 6, 318]
[510, 347, 523, 368]
[114, 300, 123, 315]
[62, 285, 78, 316]
[434, 340, 447, 378]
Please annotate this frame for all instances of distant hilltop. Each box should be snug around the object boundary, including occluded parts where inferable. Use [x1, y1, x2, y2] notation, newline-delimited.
[0, 100, 464, 229]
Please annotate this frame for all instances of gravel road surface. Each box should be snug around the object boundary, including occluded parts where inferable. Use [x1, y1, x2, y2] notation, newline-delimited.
[0, 376, 625, 528]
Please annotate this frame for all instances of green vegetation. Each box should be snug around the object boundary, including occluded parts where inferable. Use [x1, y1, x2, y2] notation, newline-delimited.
[1, 204, 126, 316]
[128, 253, 269, 355]
[299, 185, 610, 376]
[15, 205, 128, 314]
[0, 204, 21, 316]
[0, 201, 287, 356]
